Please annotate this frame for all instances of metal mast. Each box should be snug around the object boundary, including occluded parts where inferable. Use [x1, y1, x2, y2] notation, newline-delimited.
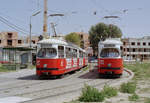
[43, 0, 48, 38]
[51, 22, 57, 37]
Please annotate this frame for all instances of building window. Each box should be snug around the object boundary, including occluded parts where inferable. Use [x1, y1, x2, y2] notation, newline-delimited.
[123, 48, 126, 52]
[133, 48, 135, 52]
[143, 42, 146, 46]
[131, 42, 135, 45]
[8, 33, 13, 38]
[80, 35, 83, 39]
[120, 46, 123, 50]
[0, 40, 1, 44]
[144, 48, 146, 52]
[18, 40, 22, 44]
[137, 42, 140, 46]
[7, 40, 12, 46]
[149, 42, 150, 46]
[127, 48, 129, 52]
[123, 42, 126, 45]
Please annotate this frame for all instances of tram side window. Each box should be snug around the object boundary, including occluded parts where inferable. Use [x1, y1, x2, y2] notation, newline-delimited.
[100, 48, 119, 58]
[66, 47, 72, 58]
[83, 52, 87, 58]
[58, 46, 64, 58]
[73, 49, 77, 58]
[79, 51, 83, 58]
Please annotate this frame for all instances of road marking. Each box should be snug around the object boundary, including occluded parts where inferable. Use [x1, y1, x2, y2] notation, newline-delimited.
[0, 96, 31, 103]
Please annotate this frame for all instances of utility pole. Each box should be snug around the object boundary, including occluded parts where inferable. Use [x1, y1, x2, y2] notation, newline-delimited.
[29, 11, 41, 48]
[43, 0, 48, 39]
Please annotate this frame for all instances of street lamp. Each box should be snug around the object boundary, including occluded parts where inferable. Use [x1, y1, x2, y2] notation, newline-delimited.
[29, 11, 41, 48]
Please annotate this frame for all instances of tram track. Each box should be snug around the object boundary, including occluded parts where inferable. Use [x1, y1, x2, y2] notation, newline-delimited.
[20, 69, 131, 103]
[20, 78, 117, 103]
[0, 65, 133, 103]
[0, 67, 89, 95]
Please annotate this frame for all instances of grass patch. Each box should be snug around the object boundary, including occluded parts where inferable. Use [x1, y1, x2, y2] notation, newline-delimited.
[82, 66, 89, 71]
[124, 62, 150, 80]
[79, 84, 105, 102]
[120, 82, 136, 94]
[140, 87, 150, 93]
[101, 85, 118, 98]
[0, 64, 15, 72]
[144, 98, 150, 103]
[128, 93, 139, 101]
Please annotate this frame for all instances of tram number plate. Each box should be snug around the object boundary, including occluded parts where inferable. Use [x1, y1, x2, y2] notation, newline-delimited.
[106, 71, 113, 74]
[43, 72, 49, 75]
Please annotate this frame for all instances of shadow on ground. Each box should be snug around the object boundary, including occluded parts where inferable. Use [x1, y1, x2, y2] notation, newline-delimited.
[17, 74, 60, 80]
[78, 69, 99, 79]
[79, 69, 119, 79]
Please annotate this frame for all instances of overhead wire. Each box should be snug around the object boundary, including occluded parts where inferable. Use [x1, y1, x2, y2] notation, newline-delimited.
[0, 17, 28, 35]
[0, 15, 41, 35]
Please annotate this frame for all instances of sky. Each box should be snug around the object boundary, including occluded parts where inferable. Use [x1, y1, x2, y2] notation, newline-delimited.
[0, 0, 150, 38]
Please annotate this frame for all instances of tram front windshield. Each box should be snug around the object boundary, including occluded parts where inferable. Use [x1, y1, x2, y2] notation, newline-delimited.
[100, 48, 119, 58]
[37, 48, 57, 58]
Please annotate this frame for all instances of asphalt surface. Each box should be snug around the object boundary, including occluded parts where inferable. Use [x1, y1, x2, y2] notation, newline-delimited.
[0, 64, 132, 103]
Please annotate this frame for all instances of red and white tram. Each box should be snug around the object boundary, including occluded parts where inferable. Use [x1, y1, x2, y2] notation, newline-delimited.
[97, 38, 123, 77]
[36, 38, 88, 77]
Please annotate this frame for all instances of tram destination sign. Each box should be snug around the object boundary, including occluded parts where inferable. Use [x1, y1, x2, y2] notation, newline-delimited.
[104, 44, 115, 47]
[41, 44, 52, 48]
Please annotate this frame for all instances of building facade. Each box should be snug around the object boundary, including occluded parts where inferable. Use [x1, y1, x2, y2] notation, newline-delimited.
[122, 36, 150, 60]
[0, 32, 18, 47]
[75, 32, 90, 50]
[0, 31, 39, 65]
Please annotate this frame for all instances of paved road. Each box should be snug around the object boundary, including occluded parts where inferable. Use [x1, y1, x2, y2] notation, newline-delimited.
[0, 64, 131, 103]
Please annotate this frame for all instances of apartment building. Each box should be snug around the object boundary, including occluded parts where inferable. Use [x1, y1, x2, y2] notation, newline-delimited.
[26, 36, 39, 46]
[0, 32, 18, 47]
[75, 32, 90, 50]
[122, 36, 150, 60]
[0, 31, 40, 65]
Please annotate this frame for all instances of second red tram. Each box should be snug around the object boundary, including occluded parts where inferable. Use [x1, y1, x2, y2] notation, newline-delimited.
[36, 38, 88, 77]
[97, 38, 123, 77]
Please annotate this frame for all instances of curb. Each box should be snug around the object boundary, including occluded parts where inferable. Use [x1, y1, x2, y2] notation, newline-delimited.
[108, 68, 134, 88]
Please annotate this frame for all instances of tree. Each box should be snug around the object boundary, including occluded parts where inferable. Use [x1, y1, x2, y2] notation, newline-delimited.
[89, 22, 122, 55]
[65, 32, 81, 46]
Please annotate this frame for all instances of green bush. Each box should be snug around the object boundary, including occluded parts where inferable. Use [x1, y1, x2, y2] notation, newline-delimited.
[79, 84, 105, 102]
[128, 93, 139, 101]
[102, 85, 118, 98]
[120, 82, 136, 94]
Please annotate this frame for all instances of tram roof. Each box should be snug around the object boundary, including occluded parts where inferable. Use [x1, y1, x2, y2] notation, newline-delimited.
[38, 38, 67, 45]
[38, 38, 85, 52]
[99, 38, 122, 45]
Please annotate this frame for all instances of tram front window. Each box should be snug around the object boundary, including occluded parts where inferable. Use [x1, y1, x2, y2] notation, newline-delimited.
[37, 48, 57, 58]
[100, 48, 119, 58]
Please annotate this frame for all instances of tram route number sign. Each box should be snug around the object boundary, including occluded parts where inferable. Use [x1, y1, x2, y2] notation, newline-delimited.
[104, 44, 115, 47]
